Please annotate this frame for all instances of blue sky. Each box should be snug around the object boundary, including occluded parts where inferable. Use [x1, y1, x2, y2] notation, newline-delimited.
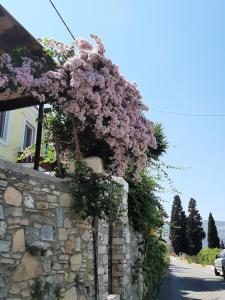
[2, 0, 225, 220]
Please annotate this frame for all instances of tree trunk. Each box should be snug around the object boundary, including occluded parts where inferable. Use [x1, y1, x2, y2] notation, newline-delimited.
[71, 117, 81, 160]
[55, 145, 64, 178]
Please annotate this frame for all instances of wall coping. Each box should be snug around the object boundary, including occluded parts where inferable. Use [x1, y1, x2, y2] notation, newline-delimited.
[112, 176, 128, 193]
[0, 158, 67, 183]
[108, 295, 120, 300]
[0, 158, 128, 192]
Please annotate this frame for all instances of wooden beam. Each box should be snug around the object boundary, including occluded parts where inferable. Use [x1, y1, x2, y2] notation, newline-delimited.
[0, 5, 43, 55]
[34, 102, 44, 170]
[0, 96, 40, 111]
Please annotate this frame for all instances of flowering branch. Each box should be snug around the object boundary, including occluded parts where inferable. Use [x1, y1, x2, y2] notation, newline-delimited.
[0, 34, 157, 178]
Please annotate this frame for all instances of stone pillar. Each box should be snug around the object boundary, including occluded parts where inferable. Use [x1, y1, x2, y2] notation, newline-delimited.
[98, 221, 109, 300]
[111, 177, 131, 300]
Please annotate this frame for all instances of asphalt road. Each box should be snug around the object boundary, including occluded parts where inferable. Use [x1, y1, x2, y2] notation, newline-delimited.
[157, 258, 225, 300]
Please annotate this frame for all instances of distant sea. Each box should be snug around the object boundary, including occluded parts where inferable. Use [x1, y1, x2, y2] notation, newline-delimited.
[163, 220, 225, 248]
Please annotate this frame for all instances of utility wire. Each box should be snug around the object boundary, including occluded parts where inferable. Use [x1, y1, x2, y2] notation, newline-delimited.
[151, 108, 225, 117]
[48, 0, 75, 40]
[48, 1, 225, 118]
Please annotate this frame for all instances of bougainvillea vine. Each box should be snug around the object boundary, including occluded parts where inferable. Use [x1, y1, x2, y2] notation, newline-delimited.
[0, 34, 156, 177]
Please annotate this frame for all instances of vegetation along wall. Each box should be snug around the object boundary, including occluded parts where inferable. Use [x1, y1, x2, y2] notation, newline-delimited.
[0, 159, 136, 300]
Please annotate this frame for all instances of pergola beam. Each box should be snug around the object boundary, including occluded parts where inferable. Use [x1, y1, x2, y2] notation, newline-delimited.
[0, 96, 40, 112]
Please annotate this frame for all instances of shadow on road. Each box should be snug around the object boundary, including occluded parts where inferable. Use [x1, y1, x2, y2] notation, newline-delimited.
[157, 261, 225, 300]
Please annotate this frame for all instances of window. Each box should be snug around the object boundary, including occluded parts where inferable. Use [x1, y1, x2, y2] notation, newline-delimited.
[0, 111, 9, 142]
[23, 122, 35, 149]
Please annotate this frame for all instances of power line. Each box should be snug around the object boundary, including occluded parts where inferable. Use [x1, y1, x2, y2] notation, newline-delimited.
[48, 0, 75, 40]
[46, 1, 225, 119]
[151, 108, 225, 117]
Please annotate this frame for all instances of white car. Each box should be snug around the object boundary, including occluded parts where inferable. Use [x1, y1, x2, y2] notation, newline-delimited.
[214, 250, 225, 278]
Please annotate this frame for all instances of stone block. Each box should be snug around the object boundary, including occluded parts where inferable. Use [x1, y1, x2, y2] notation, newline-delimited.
[12, 229, 25, 252]
[100, 292, 109, 300]
[41, 225, 54, 241]
[23, 193, 35, 208]
[75, 237, 81, 252]
[17, 282, 28, 290]
[63, 287, 77, 300]
[33, 187, 41, 192]
[64, 218, 71, 228]
[82, 156, 104, 173]
[28, 241, 51, 251]
[0, 273, 9, 298]
[41, 188, 50, 193]
[58, 228, 67, 240]
[1, 253, 10, 258]
[0, 180, 7, 187]
[13, 252, 42, 281]
[59, 254, 69, 261]
[67, 272, 75, 283]
[36, 202, 49, 210]
[98, 245, 107, 254]
[4, 187, 22, 206]
[43, 260, 51, 272]
[26, 227, 39, 244]
[53, 190, 60, 195]
[34, 222, 42, 229]
[46, 250, 53, 257]
[60, 193, 73, 207]
[12, 208, 23, 217]
[103, 273, 108, 283]
[52, 263, 62, 271]
[56, 207, 63, 227]
[113, 254, 125, 260]
[113, 238, 124, 245]
[65, 240, 74, 254]
[81, 230, 90, 242]
[9, 284, 21, 294]
[98, 267, 105, 275]
[21, 290, 30, 297]
[0, 205, 4, 219]
[108, 295, 120, 300]
[20, 218, 29, 226]
[0, 241, 10, 252]
[0, 173, 6, 180]
[0, 258, 14, 264]
[112, 269, 124, 277]
[0, 221, 6, 239]
[70, 254, 82, 271]
[7, 217, 20, 224]
[111, 176, 128, 193]
[28, 179, 37, 186]
[47, 194, 57, 202]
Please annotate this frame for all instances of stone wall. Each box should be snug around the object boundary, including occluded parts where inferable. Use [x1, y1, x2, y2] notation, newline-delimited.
[129, 228, 144, 300]
[0, 159, 133, 300]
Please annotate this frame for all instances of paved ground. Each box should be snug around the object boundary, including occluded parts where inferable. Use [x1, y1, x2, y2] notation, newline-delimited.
[157, 258, 225, 300]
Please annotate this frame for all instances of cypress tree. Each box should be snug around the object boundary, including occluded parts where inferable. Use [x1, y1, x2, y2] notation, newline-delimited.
[169, 195, 187, 255]
[186, 198, 205, 255]
[208, 212, 220, 248]
[220, 240, 225, 249]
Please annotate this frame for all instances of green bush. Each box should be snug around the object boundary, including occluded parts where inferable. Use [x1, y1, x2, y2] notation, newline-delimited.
[187, 248, 221, 266]
[141, 238, 169, 300]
